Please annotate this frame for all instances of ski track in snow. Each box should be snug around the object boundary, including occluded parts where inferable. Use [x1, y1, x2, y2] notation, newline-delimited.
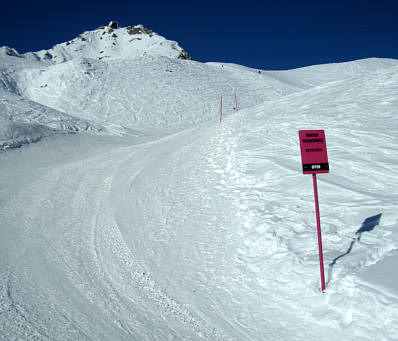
[0, 129, 236, 340]
[0, 122, 350, 340]
[0, 118, 397, 339]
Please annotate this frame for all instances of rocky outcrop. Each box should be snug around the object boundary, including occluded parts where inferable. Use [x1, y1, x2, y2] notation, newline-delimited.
[178, 48, 191, 60]
[126, 25, 153, 36]
[108, 21, 118, 29]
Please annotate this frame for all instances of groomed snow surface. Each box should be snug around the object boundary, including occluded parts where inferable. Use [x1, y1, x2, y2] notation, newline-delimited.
[1, 25, 398, 340]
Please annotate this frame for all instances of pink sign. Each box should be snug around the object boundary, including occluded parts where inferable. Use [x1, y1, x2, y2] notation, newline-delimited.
[299, 130, 329, 174]
[299, 129, 330, 291]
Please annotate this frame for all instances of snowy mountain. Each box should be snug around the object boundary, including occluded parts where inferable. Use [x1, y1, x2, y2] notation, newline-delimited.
[3, 21, 396, 148]
[0, 21, 193, 148]
[1, 22, 398, 340]
[3, 22, 191, 64]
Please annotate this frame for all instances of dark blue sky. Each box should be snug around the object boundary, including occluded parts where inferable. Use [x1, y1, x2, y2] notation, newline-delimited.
[1, 0, 397, 70]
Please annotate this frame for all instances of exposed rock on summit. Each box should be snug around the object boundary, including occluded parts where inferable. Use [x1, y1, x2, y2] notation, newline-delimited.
[13, 23, 191, 63]
[108, 21, 118, 29]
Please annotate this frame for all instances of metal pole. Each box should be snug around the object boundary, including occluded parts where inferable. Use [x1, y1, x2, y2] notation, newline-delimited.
[234, 89, 238, 111]
[312, 173, 326, 291]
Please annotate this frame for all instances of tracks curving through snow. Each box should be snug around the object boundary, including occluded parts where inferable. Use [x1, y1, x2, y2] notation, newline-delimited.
[0, 126, 232, 340]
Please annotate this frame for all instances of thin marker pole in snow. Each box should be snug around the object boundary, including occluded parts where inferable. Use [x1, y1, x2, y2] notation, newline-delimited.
[234, 89, 238, 111]
[312, 173, 326, 292]
[220, 95, 223, 123]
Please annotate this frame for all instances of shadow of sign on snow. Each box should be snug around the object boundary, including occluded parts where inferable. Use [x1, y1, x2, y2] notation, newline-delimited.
[327, 213, 382, 286]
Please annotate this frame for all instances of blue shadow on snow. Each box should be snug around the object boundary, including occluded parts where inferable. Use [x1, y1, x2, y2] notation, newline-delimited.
[326, 213, 382, 286]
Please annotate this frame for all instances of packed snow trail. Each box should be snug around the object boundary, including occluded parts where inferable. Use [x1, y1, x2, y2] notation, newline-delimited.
[0, 130, 235, 340]
[0, 122, 349, 340]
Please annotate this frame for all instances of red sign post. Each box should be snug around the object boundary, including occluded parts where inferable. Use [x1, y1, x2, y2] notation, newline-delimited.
[299, 130, 329, 292]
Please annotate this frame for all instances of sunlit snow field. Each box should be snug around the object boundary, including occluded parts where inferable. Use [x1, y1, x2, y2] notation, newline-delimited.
[1, 24, 398, 340]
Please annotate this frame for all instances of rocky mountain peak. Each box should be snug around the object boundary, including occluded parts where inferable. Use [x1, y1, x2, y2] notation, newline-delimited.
[16, 23, 191, 63]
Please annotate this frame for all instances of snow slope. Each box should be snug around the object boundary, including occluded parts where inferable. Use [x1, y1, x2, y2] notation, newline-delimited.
[1, 23, 398, 340]
[0, 22, 192, 148]
[0, 47, 105, 149]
